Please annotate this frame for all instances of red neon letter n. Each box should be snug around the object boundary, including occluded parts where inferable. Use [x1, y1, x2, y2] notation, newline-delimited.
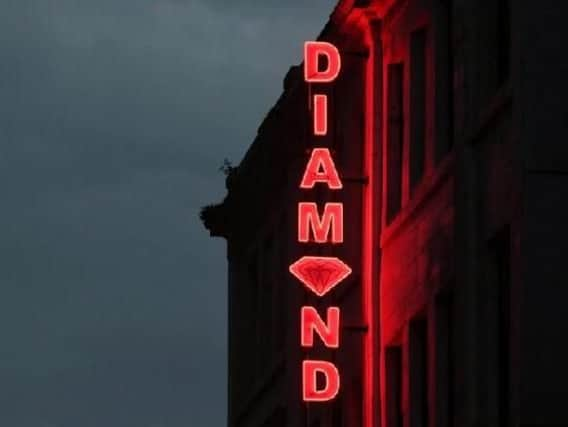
[302, 360, 340, 402]
[300, 148, 342, 190]
[301, 306, 340, 348]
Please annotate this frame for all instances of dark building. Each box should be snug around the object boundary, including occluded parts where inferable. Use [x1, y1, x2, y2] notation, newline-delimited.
[201, 0, 568, 426]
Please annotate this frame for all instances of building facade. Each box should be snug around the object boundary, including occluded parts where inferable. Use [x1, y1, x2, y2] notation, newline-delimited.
[201, 1, 568, 426]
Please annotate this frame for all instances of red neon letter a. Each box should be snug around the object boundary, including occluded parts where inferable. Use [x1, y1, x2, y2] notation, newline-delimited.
[303, 360, 340, 402]
[304, 42, 341, 83]
[298, 202, 343, 243]
[300, 148, 342, 190]
[301, 306, 340, 348]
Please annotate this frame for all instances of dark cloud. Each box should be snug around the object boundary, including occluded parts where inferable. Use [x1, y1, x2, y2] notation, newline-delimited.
[0, 0, 335, 425]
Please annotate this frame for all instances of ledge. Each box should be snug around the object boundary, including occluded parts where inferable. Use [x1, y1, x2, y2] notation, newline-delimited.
[199, 202, 229, 238]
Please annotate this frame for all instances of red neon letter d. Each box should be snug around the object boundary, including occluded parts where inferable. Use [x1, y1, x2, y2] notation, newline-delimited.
[304, 42, 341, 83]
[303, 360, 340, 402]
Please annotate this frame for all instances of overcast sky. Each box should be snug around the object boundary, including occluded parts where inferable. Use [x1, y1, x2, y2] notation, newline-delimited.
[0, 1, 336, 425]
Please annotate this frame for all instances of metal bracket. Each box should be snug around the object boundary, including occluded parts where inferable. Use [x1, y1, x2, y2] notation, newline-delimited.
[340, 49, 370, 59]
[344, 324, 369, 333]
[342, 176, 369, 185]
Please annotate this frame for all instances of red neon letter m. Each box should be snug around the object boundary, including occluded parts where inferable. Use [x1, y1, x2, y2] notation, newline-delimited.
[298, 202, 343, 243]
[301, 306, 340, 348]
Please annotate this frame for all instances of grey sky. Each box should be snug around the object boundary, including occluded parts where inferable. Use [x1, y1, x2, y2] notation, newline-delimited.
[0, 0, 336, 425]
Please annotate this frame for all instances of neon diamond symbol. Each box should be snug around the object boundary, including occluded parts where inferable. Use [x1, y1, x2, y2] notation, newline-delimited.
[289, 256, 352, 297]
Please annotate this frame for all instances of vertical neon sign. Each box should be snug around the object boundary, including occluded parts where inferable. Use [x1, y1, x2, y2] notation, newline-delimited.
[289, 41, 351, 403]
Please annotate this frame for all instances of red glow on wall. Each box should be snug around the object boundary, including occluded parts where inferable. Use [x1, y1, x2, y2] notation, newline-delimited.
[302, 360, 341, 402]
[298, 202, 343, 243]
[300, 148, 343, 190]
[301, 306, 340, 348]
[313, 94, 328, 136]
[289, 256, 352, 297]
[304, 41, 341, 83]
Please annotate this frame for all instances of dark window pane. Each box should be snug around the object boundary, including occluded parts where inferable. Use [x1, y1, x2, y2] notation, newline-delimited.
[409, 318, 428, 427]
[435, 291, 455, 427]
[497, 0, 511, 87]
[489, 228, 511, 427]
[410, 29, 426, 192]
[332, 399, 343, 427]
[386, 346, 403, 427]
[386, 63, 404, 223]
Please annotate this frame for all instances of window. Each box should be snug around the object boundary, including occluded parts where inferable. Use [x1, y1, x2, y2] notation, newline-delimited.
[261, 237, 274, 365]
[441, 0, 455, 160]
[386, 63, 404, 224]
[488, 228, 511, 427]
[385, 346, 403, 427]
[349, 377, 363, 427]
[276, 214, 287, 353]
[496, 0, 511, 87]
[435, 291, 454, 427]
[262, 407, 287, 427]
[410, 29, 427, 193]
[332, 398, 343, 427]
[409, 318, 428, 427]
[247, 255, 260, 379]
[485, 0, 511, 93]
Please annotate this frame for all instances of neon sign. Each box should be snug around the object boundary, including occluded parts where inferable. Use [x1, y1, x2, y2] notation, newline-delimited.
[289, 41, 350, 403]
